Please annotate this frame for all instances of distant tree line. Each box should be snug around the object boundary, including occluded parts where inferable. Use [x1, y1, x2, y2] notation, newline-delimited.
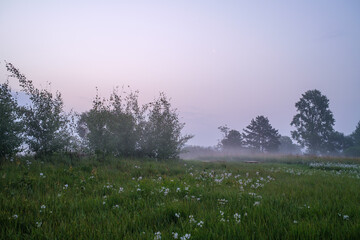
[0, 63, 192, 161]
[218, 89, 360, 157]
[1, 63, 360, 160]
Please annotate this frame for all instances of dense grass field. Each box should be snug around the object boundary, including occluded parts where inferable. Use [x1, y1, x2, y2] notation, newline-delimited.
[1, 156, 360, 239]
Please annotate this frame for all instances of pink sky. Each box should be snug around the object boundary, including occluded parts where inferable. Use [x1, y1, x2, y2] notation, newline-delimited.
[1, 1, 360, 146]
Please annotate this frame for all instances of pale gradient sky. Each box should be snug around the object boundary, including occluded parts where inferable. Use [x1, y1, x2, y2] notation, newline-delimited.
[1, 0, 360, 146]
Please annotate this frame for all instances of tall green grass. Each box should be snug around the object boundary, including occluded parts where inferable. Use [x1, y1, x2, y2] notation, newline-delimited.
[1, 156, 359, 239]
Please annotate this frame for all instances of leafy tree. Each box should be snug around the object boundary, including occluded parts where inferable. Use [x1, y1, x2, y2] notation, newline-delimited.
[291, 89, 335, 155]
[0, 81, 23, 160]
[326, 131, 353, 155]
[278, 136, 302, 155]
[243, 115, 280, 152]
[218, 125, 243, 150]
[344, 121, 360, 157]
[77, 91, 112, 156]
[78, 87, 146, 157]
[6, 62, 70, 156]
[79, 90, 191, 159]
[351, 121, 360, 146]
[140, 93, 193, 159]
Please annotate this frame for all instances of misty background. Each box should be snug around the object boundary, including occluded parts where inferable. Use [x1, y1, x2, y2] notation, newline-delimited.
[1, 0, 359, 147]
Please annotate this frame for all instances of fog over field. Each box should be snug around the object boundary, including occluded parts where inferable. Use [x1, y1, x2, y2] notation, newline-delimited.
[1, 1, 360, 147]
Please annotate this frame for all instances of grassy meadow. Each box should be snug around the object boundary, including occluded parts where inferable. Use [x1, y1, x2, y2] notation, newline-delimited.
[1, 155, 360, 239]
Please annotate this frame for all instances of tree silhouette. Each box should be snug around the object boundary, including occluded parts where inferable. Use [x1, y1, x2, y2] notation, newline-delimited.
[291, 89, 334, 155]
[243, 116, 280, 152]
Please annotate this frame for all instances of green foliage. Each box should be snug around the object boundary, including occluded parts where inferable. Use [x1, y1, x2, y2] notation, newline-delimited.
[243, 115, 281, 152]
[218, 126, 243, 150]
[351, 121, 360, 146]
[278, 136, 302, 155]
[291, 89, 335, 155]
[140, 93, 193, 159]
[6, 63, 71, 156]
[0, 81, 23, 160]
[78, 91, 192, 159]
[327, 131, 354, 155]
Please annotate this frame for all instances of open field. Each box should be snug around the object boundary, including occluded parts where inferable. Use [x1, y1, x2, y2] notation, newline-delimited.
[1, 156, 360, 239]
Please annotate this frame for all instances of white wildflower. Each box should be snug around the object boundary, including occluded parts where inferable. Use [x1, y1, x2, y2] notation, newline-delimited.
[154, 231, 161, 239]
[189, 215, 196, 223]
[234, 213, 241, 223]
[175, 213, 180, 218]
[180, 233, 191, 240]
[172, 232, 179, 239]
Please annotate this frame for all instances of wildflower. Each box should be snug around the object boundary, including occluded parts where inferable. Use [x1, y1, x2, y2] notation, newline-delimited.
[172, 232, 179, 239]
[103, 201, 106, 205]
[113, 205, 119, 209]
[41, 205, 46, 209]
[175, 213, 180, 218]
[63, 184, 68, 189]
[137, 188, 141, 192]
[253, 201, 260, 206]
[138, 176, 143, 181]
[218, 199, 228, 205]
[40, 173, 43, 176]
[36, 221, 42, 228]
[119, 187, 124, 193]
[12, 214, 18, 219]
[343, 215, 349, 220]
[180, 234, 191, 240]
[234, 213, 241, 223]
[176, 187, 181, 192]
[154, 231, 161, 240]
[189, 215, 196, 223]
[293, 220, 298, 224]
[184, 187, 189, 191]
[244, 212, 248, 217]
[197, 220, 204, 227]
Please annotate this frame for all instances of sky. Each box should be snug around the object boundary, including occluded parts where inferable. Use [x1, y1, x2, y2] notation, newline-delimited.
[0, 0, 359, 146]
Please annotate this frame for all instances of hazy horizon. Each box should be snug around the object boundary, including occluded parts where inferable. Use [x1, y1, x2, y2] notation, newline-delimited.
[1, 1, 359, 146]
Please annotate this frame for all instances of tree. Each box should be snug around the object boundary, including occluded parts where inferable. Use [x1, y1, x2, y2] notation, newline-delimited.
[140, 93, 193, 159]
[0, 81, 23, 160]
[326, 131, 353, 155]
[6, 62, 71, 156]
[291, 89, 335, 155]
[344, 121, 360, 157]
[351, 121, 360, 146]
[77, 91, 112, 156]
[278, 136, 302, 155]
[218, 125, 243, 150]
[78, 87, 145, 157]
[243, 115, 280, 152]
